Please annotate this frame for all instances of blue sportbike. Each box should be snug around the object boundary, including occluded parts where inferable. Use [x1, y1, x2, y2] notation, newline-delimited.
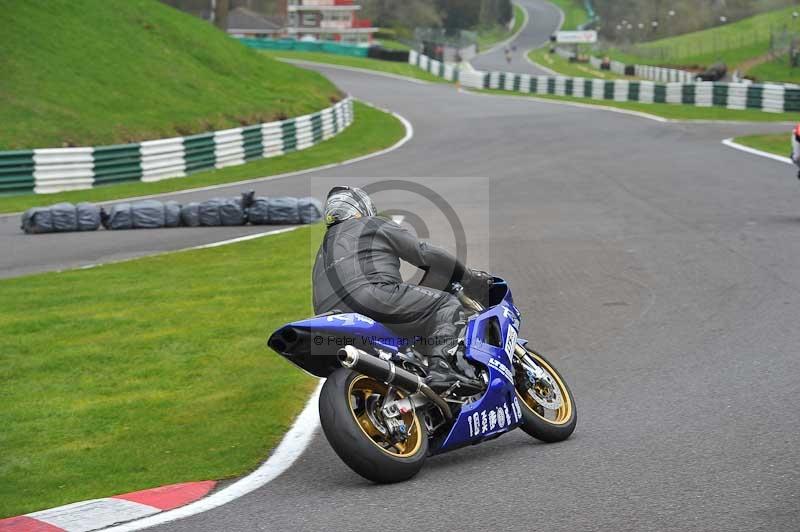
[268, 278, 576, 483]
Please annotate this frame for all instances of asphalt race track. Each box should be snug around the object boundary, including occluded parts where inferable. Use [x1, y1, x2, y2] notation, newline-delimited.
[6, 1, 800, 530]
[470, 0, 564, 75]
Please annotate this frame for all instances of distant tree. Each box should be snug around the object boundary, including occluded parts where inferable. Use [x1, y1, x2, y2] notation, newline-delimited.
[594, 0, 795, 42]
[214, 0, 230, 29]
[361, 0, 442, 32]
[362, 0, 512, 34]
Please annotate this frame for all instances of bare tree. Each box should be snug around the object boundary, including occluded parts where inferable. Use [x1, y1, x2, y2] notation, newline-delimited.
[214, 0, 230, 30]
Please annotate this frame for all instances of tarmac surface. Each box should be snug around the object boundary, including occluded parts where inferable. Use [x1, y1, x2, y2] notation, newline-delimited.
[4, 1, 800, 530]
[470, 0, 563, 75]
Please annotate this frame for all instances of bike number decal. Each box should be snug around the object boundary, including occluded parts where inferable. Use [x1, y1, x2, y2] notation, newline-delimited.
[467, 403, 519, 438]
[504, 325, 518, 364]
[467, 400, 522, 437]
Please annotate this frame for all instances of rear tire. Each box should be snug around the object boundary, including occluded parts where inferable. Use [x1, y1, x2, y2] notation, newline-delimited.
[319, 368, 428, 483]
[514, 348, 577, 443]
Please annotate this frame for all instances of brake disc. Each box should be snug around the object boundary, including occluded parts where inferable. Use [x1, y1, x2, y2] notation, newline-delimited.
[523, 358, 563, 411]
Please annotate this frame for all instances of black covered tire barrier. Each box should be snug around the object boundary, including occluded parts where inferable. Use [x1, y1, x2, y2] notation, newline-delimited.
[21, 191, 324, 234]
[367, 46, 410, 63]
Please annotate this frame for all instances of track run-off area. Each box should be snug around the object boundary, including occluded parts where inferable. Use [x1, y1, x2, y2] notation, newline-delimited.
[3, 1, 799, 530]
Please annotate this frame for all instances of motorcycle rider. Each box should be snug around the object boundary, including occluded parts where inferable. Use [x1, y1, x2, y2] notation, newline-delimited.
[791, 123, 800, 180]
[312, 186, 492, 392]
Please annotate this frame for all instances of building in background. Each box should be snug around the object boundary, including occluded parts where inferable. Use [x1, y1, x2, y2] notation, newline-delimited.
[286, 0, 375, 43]
[160, 0, 375, 42]
[415, 28, 478, 62]
[227, 6, 286, 37]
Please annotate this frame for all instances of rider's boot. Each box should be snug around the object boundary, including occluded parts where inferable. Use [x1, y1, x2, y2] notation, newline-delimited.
[426, 338, 484, 395]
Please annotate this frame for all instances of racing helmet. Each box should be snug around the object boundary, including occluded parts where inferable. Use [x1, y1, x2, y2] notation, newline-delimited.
[795, 123, 800, 141]
[324, 186, 377, 227]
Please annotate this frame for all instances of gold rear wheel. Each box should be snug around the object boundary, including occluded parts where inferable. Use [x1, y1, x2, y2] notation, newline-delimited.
[348, 375, 423, 458]
[319, 369, 428, 483]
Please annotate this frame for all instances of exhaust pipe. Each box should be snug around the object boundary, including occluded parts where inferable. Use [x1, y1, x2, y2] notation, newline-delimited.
[338, 346, 452, 420]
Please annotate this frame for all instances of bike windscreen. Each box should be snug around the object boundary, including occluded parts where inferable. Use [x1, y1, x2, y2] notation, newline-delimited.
[487, 277, 511, 307]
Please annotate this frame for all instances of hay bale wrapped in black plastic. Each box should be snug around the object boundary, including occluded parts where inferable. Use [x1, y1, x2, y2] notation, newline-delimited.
[298, 197, 323, 224]
[267, 197, 300, 225]
[21, 202, 101, 234]
[247, 197, 271, 225]
[247, 196, 322, 225]
[198, 197, 246, 226]
[181, 203, 201, 227]
[102, 200, 182, 230]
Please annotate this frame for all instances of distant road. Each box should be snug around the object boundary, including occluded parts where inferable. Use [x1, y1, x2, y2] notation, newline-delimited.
[470, 0, 563, 75]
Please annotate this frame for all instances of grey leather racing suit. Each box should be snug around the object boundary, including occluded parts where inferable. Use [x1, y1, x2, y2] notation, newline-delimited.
[312, 216, 475, 362]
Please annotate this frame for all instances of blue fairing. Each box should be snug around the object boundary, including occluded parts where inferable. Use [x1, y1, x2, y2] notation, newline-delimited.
[435, 281, 524, 453]
[268, 312, 409, 377]
[291, 313, 407, 352]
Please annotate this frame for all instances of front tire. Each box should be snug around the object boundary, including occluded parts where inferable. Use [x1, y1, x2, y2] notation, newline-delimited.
[319, 368, 428, 483]
[514, 347, 577, 443]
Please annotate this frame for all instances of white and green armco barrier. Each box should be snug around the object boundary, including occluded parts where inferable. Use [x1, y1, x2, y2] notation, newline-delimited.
[408, 51, 460, 82]
[0, 98, 353, 195]
[553, 47, 696, 83]
[409, 52, 798, 115]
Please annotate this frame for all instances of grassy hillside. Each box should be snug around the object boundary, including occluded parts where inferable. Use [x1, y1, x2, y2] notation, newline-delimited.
[749, 54, 800, 84]
[605, 6, 799, 76]
[548, 0, 590, 31]
[0, 0, 341, 150]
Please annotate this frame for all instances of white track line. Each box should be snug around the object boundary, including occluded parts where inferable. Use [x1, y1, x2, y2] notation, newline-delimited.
[1, 101, 414, 219]
[73, 227, 300, 274]
[458, 87, 669, 122]
[529, 0, 565, 50]
[522, 1, 563, 77]
[524, 53, 558, 75]
[459, 87, 799, 126]
[722, 138, 793, 165]
[189, 227, 298, 249]
[278, 58, 433, 85]
[104, 381, 323, 532]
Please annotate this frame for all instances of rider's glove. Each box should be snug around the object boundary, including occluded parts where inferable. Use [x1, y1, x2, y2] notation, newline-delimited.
[462, 269, 493, 303]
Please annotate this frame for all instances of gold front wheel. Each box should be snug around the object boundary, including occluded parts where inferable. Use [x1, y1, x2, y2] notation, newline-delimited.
[513, 347, 577, 442]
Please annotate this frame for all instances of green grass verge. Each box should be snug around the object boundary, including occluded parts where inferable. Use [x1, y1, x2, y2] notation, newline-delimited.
[0, 0, 340, 150]
[527, 48, 631, 79]
[0, 102, 404, 214]
[603, 6, 798, 73]
[0, 224, 325, 517]
[377, 39, 411, 51]
[547, 0, 590, 31]
[475, 88, 800, 122]
[748, 53, 800, 84]
[733, 133, 790, 157]
[476, 4, 526, 51]
[261, 50, 445, 83]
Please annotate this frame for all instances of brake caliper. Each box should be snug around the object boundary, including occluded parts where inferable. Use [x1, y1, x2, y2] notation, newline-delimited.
[381, 399, 411, 443]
